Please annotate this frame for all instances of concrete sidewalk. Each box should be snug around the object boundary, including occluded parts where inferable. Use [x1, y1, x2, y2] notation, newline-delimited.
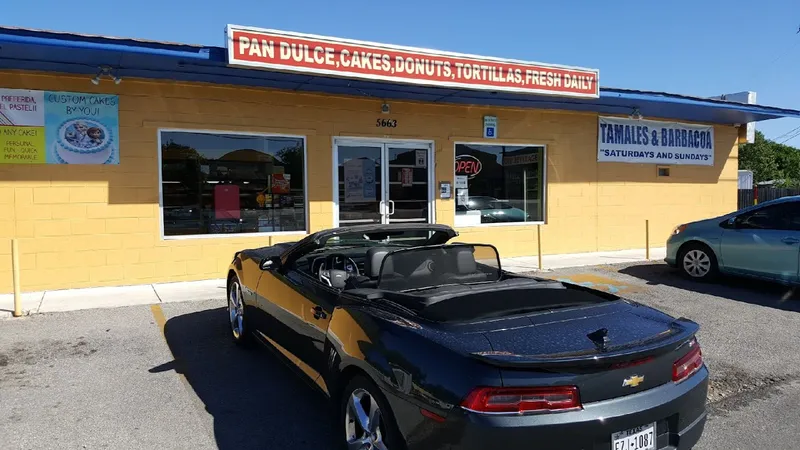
[1, 247, 666, 318]
[502, 247, 667, 272]
[0, 279, 227, 318]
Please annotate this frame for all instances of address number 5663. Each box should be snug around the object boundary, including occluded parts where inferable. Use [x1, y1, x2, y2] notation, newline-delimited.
[376, 119, 398, 128]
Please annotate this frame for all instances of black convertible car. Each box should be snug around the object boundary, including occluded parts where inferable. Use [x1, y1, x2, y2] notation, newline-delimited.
[226, 224, 708, 450]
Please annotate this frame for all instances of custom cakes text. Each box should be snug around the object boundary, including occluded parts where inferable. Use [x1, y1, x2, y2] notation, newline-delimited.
[46, 93, 117, 117]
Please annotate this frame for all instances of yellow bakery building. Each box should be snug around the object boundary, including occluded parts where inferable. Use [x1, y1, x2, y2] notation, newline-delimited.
[0, 25, 798, 294]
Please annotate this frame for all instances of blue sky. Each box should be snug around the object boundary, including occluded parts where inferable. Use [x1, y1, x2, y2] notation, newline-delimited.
[7, 0, 799, 143]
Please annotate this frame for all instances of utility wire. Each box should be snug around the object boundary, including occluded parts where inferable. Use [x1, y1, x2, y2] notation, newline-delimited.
[780, 127, 800, 144]
[744, 29, 799, 85]
[774, 124, 800, 141]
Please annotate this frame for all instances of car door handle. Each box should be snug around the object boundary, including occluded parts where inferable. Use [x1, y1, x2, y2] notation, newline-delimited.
[312, 306, 327, 320]
[781, 237, 800, 245]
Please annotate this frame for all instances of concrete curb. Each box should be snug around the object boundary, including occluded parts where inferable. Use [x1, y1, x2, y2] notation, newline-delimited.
[1, 279, 227, 319]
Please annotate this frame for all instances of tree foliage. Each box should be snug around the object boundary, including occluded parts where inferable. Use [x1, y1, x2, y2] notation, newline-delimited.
[739, 130, 800, 187]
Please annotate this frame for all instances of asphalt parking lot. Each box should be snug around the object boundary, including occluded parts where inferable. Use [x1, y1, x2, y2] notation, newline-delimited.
[2, 261, 800, 450]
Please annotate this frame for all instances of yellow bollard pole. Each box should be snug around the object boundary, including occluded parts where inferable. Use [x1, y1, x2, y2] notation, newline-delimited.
[645, 220, 650, 261]
[537, 224, 543, 270]
[12, 239, 22, 317]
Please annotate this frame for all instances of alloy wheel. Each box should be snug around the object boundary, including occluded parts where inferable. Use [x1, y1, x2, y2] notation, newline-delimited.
[228, 281, 244, 339]
[345, 388, 388, 450]
[683, 249, 711, 278]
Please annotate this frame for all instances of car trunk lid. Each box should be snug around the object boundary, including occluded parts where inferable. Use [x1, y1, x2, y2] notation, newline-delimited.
[468, 301, 699, 403]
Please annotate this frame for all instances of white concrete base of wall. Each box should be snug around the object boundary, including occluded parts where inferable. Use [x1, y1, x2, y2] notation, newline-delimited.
[1, 247, 666, 318]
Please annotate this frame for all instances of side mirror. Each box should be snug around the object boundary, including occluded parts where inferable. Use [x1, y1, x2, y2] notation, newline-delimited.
[725, 217, 740, 229]
[260, 256, 281, 271]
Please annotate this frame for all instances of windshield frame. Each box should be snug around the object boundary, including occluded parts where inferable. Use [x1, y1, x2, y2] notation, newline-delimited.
[279, 224, 457, 269]
[376, 243, 503, 292]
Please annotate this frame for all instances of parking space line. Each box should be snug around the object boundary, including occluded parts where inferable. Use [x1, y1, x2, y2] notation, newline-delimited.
[548, 273, 644, 294]
[149, 304, 216, 444]
[150, 304, 167, 334]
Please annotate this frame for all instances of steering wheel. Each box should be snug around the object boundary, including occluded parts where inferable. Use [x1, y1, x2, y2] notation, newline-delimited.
[318, 253, 359, 287]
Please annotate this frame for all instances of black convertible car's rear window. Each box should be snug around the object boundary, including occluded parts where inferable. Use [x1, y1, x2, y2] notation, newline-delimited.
[377, 244, 501, 292]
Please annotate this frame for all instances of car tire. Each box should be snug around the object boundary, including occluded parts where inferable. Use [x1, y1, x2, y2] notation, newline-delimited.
[678, 243, 718, 281]
[339, 375, 405, 450]
[227, 275, 253, 348]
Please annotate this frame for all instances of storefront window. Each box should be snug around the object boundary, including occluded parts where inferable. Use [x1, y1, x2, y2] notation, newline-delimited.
[159, 131, 306, 237]
[454, 143, 544, 226]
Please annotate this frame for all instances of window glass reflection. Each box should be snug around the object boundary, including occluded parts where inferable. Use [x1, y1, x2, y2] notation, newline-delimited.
[454, 144, 544, 226]
[160, 131, 306, 236]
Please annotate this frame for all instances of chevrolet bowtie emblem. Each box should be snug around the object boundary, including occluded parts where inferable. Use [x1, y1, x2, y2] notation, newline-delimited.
[622, 375, 645, 388]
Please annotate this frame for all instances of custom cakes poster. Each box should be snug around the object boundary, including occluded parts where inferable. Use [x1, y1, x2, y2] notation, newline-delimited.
[0, 88, 119, 164]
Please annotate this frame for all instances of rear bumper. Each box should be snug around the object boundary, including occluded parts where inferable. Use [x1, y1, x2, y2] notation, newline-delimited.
[399, 366, 709, 450]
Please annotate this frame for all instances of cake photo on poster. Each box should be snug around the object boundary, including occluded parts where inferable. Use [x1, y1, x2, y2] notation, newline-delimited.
[52, 118, 115, 164]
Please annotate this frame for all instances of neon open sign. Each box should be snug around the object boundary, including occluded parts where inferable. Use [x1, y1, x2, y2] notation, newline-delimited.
[455, 154, 482, 179]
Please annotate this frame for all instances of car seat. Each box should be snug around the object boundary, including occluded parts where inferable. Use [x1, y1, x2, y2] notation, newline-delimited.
[440, 246, 491, 283]
[345, 247, 398, 289]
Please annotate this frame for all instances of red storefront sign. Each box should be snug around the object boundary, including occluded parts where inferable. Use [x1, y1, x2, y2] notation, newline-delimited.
[455, 155, 482, 179]
[226, 25, 599, 98]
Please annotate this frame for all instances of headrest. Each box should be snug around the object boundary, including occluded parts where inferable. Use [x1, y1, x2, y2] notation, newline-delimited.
[365, 247, 393, 278]
[450, 247, 477, 274]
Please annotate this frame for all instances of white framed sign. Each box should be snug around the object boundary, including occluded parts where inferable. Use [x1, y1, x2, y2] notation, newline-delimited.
[598, 116, 714, 166]
[415, 149, 427, 167]
[483, 115, 497, 139]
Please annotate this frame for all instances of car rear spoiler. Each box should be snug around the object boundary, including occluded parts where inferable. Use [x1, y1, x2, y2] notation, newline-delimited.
[469, 318, 700, 369]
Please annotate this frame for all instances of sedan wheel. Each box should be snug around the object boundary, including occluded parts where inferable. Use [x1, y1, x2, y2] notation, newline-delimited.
[227, 278, 251, 346]
[680, 247, 716, 280]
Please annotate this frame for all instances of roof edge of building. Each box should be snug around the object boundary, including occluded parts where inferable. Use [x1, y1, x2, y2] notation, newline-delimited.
[1, 26, 798, 122]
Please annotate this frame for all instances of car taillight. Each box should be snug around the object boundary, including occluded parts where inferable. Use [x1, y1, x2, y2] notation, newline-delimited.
[673, 338, 703, 383]
[461, 386, 581, 414]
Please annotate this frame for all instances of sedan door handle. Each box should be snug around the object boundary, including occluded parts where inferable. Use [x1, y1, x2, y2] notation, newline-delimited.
[781, 237, 800, 245]
[312, 306, 327, 320]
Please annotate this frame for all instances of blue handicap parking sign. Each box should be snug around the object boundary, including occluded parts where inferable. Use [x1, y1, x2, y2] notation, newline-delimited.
[486, 127, 495, 137]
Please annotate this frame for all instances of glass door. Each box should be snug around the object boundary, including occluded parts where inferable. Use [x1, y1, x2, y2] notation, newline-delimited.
[336, 144, 383, 225]
[385, 144, 430, 224]
[335, 140, 432, 226]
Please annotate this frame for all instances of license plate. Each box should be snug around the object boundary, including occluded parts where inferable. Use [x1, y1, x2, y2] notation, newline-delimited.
[611, 422, 656, 450]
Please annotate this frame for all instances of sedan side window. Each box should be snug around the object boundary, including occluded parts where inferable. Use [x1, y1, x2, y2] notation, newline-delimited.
[737, 203, 800, 231]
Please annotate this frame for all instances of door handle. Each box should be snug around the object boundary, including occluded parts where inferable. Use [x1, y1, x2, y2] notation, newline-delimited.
[781, 237, 800, 245]
[388, 200, 395, 216]
[312, 306, 327, 320]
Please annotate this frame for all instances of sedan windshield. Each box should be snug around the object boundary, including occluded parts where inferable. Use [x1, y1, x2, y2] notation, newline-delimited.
[487, 200, 513, 210]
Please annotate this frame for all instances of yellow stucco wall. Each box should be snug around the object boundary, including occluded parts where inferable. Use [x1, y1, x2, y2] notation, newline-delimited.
[0, 70, 738, 293]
